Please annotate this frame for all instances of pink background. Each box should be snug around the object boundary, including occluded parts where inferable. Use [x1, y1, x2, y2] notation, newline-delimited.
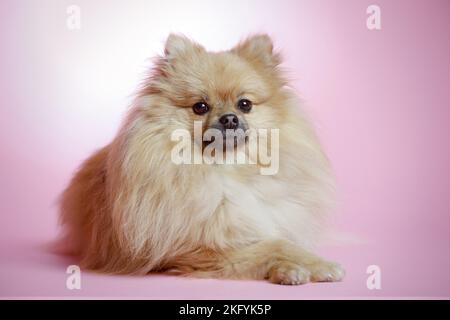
[1, 0, 450, 299]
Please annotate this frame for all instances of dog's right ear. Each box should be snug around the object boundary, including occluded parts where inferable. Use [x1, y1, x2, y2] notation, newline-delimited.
[232, 34, 281, 69]
[164, 34, 204, 60]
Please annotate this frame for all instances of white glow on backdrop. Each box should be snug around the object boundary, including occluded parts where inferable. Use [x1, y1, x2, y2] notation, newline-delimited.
[15, 0, 308, 164]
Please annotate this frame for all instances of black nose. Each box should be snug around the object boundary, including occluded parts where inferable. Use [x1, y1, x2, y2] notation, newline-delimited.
[219, 114, 239, 130]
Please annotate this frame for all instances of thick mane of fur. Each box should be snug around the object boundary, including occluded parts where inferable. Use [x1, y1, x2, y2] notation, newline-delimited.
[59, 34, 342, 284]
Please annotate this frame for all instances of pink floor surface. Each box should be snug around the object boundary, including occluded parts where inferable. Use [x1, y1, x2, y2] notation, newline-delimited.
[1, 234, 449, 299]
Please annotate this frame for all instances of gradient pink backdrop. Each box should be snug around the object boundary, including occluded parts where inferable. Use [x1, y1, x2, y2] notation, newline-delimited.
[1, 0, 450, 299]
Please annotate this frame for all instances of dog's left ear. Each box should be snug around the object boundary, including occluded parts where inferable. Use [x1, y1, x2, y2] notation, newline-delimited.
[164, 33, 204, 60]
[232, 34, 281, 68]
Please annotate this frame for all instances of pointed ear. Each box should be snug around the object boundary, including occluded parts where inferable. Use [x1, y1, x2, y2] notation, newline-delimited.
[164, 33, 204, 59]
[232, 34, 281, 68]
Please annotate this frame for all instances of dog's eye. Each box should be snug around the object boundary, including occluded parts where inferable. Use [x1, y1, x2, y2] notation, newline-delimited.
[237, 99, 252, 113]
[192, 102, 210, 115]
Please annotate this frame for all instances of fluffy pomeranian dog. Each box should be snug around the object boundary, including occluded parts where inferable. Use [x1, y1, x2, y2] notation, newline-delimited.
[59, 34, 344, 285]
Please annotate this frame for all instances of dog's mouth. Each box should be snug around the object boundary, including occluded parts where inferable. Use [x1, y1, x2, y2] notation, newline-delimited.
[203, 130, 248, 149]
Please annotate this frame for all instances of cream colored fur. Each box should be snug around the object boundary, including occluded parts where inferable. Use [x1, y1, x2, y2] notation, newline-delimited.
[59, 34, 344, 284]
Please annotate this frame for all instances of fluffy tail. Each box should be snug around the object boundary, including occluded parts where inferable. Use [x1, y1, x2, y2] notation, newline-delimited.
[58, 146, 111, 262]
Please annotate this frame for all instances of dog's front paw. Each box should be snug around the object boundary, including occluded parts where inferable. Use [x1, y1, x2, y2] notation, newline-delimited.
[308, 260, 345, 282]
[268, 261, 312, 285]
[268, 260, 345, 285]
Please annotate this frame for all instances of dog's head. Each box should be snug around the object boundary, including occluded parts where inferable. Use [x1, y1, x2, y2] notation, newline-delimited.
[144, 34, 288, 149]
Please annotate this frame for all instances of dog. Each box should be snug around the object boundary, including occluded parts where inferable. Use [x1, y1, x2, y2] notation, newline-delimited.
[59, 34, 344, 285]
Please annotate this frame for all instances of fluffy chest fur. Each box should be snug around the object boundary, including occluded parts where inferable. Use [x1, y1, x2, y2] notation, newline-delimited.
[192, 165, 320, 252]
